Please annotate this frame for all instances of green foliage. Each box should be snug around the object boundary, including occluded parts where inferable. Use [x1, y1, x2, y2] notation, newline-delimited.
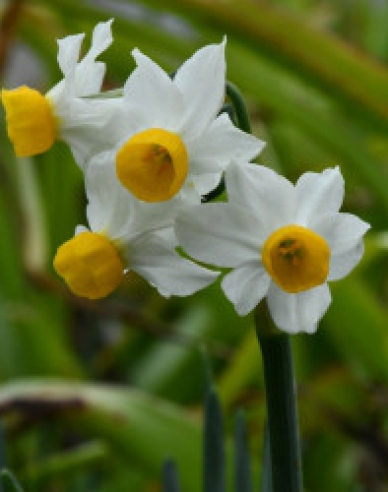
[1, 0, 388, 490]
[161, 387, 254, 492]
[1, 471, 24, 492]
[162, 460, 181, 492]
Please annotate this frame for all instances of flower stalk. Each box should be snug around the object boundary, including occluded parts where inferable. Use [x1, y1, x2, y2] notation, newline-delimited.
[226, 82, 252, 134]
[255, 307, 303, 492]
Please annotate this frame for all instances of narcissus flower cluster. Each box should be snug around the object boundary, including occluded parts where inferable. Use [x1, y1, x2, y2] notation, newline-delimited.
[2, 20, 369, 334]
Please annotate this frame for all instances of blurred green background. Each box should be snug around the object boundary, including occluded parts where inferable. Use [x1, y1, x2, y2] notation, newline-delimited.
[1, 0, 388, 490]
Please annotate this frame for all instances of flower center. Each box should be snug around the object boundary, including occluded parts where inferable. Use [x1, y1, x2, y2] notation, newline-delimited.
[116, 128, 188, 202]
[261, 224, 330, 293]
[53, 231, 125, 300]
[1, 86, 57, 157]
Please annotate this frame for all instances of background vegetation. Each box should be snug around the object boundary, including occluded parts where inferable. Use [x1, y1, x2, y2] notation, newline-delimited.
[1, 0, 388, 490]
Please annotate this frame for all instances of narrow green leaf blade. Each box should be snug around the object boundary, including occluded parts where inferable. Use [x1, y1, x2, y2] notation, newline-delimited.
[234, 411, 253, 492]
[0, 381, 201, 492]
[0, 471, 23, 492]
[204, 388, 225, 492]
[261, 424, 273, 492]
[162, 459, 181, 492]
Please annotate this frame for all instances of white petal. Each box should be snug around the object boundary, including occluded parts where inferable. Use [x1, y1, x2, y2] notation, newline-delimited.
[46, 79, 66, 105]
[56, 33, 84, 78]
[86, 154, 183, 241]
[295, 167, 344, 226]
[191, 173, 222, 196]
[311, 212, 370, 255]
[221, 262, 270, 316]
[60, 98, 124, 168]
[128, 233, 219, 296]
[75, 20, 114, 95]
[61, 97, 121, 128]
[328, 240, 364, 281]
[175, 203, 263, 267]
[187, 113, 264, 175]
[86, 19, 114, 60]
[124, 197, 180, 240]
[179, 185, 203, 204]
[174, 39, 226, 139]
[267, 282, 331, 334]
[63, 124, 112, 171]
[225, 162, 295, 230]
[75, 224, 90, 235]
[85, 152, 134, 238]
[124, 49, 184, 131]
[75, 62, 106, 96]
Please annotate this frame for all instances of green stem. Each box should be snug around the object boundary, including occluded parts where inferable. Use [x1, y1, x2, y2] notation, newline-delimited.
[261, 422, 273, 492]
[203, 81, 252, 204]
[255, 310, 303, 492]
[0, 471, 23, 492]
[162, 460, 181, 492]
[226, 81, 252, 134]
[203, 388, 225, 492]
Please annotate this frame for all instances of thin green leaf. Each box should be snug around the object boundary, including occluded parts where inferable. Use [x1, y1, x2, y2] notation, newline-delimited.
[234, 411, 253, 492]
[204, 388, 225, 492]
[162, 459, 181, 492]
[261, 423, 273, 492]
[0, 471, 23, 492]
[0, 381, 202, 492]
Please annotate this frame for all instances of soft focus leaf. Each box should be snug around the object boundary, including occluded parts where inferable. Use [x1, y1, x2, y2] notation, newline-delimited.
[0, 381, 201, 492]
[234, 411, 253, 492]
[204, 388, 225, 492]
[0, 470, 24, 492]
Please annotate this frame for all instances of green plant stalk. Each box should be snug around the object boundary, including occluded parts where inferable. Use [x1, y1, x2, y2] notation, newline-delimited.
[162, 460, 181, 492]
[1, 470, 24, 492]
[203, 388, 225, 492]
[255, 311, 302, 492]
[226, 82, 252, 134]
[261, 423, 273, 492]
[234, 411, 253, 492]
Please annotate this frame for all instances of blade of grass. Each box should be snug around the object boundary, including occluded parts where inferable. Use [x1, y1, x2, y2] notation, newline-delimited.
[0, 471, 23, 492]
[234, 411, 253, 492]
[162, 460, 181, 492]
[204, 388, 225, 492]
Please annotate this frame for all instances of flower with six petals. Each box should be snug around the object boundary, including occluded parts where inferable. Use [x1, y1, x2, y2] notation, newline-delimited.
[1, 19, 119, 165]
[54, 154, 218, 299]
[176, 163, 370, 333]
[89, 39, 264, 203]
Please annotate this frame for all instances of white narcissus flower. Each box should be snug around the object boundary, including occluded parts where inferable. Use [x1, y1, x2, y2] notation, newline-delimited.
[1, 19, 119, 165]
[175, 163, 370, 334]
[53, 154, 218, 300]
[94, 39, 264, 203]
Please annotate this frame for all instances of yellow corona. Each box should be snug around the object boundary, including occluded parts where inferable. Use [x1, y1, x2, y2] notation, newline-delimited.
[262, 224, 330, 293]
[116, 128, 188, 202]
[54, 231, 125, 299]
[1, 86, 57, 157]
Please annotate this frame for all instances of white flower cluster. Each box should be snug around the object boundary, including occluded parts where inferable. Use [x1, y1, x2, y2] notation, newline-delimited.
[1, 20, 370, 334]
